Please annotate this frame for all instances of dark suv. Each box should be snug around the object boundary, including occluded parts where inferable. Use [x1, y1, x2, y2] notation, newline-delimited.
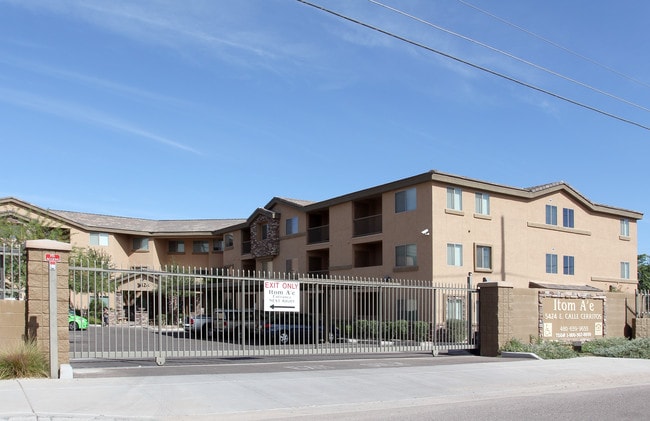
[213, 309, 258, 342]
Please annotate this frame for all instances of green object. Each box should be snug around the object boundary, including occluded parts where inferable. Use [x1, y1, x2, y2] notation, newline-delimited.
[68, 310, 89, 331]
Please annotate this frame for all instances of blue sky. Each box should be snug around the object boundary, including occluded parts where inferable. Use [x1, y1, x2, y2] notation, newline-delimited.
[1, 1, 649, 254]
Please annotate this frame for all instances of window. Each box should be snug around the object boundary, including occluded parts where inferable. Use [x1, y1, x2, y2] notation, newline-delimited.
[545, 205, 557, 225]
[168, 240, 185, 253]
[447, 243, 463, 266]
[213, 240, 224, 252]
[446, 297, 464, 320]
[546, 254, 558, 274]
[620, 219, 630, 237]
[395, 188, 417, 213]
[446, 187, 462, 211]
[132, 237, 149, 251]
[286, 217, 298, 235]
[260, 224, 269, 240]
[225, 234, 234, 248]
[89, 232, 109, 246]
[395, 244, 417, 267]
[286, 258, 298, 274]
[621, 262, 630, 279]
[476, 245, 492, 270]
[563, 208, 575, 228]
[261, 260, 273, 273]
[193, 240, 209, 253]
[475, 192, 490, 215]
[563, 255, 575, 275]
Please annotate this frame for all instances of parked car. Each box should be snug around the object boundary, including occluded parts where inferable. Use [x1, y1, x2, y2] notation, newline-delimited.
[68, 310, 88, 331]
[213, 309, 258, 342]
[259, 312, 339, 345]
[183, 314, 213, 338]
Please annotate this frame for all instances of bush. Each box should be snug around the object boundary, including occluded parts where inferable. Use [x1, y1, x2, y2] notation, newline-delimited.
[500, 338, 578, 359]
[0, 340, 49, 379]
[582, 338, 650, 359]
[446, 319, 468, 343]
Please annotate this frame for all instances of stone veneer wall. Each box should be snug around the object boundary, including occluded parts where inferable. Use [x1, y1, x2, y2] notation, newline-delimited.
[25, 240, 72, 377]
[250, 215, 280, 258]
[478, 281, 635, 357]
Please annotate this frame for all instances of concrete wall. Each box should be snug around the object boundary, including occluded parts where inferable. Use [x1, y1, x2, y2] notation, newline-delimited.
[478, 282, 636, 357]
[0, 300, 26, 353]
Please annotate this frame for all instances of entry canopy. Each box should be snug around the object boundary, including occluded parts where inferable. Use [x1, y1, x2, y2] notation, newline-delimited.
[529, 282, 602, 292]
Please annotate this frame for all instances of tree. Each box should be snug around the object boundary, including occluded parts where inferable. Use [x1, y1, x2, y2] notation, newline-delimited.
[1, 216, 69, 295]
[638, 254, 650, 291]
[69, 247, 114, 294]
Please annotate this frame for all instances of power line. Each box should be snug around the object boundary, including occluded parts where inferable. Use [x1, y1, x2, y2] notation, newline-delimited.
[296, 0, 650, 132]
[455, 0, 650, 90]
[369, 0, 650, 114]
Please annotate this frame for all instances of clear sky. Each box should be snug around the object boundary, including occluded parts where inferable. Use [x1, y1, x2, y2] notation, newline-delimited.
[1, 1, 649, 254]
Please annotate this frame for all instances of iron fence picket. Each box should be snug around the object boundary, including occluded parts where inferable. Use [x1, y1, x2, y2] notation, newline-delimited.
[67, 264, 478, 362]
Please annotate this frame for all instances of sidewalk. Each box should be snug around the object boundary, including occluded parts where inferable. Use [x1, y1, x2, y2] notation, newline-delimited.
[2, 356, 650, 420]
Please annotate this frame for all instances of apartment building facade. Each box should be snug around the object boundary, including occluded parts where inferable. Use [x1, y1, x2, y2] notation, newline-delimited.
[0, 170, 642, 292]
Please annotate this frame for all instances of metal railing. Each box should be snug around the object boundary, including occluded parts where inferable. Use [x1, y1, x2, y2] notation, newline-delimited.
[1, 241, 24, 300]
[636, 290, 650, 318]
[67, 264, 478, 363]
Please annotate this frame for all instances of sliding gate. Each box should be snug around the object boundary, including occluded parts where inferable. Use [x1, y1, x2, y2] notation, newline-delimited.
[68, 264, 478, 363]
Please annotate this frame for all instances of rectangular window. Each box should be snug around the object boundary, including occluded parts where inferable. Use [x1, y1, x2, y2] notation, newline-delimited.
[225, 234, 234, 248]
[132, 237, 149, 251]
[446, 187, 462, 211]
[447, 243, 463, 266]
[395, 244, 417, 267]
[476, 245, 492, 270]
[621, 262, 630, 279]
[446, 297, 464, 320]
[168, 240, 185, 253]
[563, 208, 575, 228]
[193, 240, 209, 253]
[546, 253, 558, 274]
[213, 240, 224, 252]
[475, 192, 490, 215]
[395, 188, 417, 213]
[260, 224, 269, 240]
[286, 217, 298, 235]
[620, 219, 630, 237]
[89, 232, 109, 246]
[545, 205, 557, 225]
[563, 255, 575, 275]
[286, 258, 298, 274]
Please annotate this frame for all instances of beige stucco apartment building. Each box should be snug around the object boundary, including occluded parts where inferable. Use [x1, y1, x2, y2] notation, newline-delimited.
[0, 170, 643, 292]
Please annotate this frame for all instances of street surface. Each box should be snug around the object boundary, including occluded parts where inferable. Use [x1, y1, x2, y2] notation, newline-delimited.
[0, 355, 645, 420]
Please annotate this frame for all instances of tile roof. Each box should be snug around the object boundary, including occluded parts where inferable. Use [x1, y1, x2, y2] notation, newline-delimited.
[50, 210, 244, 234]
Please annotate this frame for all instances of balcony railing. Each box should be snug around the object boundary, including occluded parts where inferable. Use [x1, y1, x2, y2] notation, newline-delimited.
[241, 240, 251, 255]
[353, 214, 382, 237]
[307, 225, 330, 244]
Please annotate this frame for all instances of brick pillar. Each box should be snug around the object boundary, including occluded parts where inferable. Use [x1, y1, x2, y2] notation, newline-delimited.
[25, 239, 72, 378]
[478, 281, 514, 357]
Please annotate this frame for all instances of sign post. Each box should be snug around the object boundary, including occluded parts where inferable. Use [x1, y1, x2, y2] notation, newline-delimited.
[264, 280, 300, 312]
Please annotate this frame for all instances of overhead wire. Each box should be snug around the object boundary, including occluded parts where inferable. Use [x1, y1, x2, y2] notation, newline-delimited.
[455, 0, 650, 90]
[296, 0, 650, 132]
[369, 0, 650, 114]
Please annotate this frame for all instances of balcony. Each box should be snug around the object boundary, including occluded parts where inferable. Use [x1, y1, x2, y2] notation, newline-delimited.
[241, 240, 251, 255]
[307, 225, 330, 244]
[353, 214, 382, 237]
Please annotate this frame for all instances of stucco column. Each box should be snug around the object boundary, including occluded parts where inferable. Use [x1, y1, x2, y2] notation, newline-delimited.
[25, 239, 72, 378]
[478, 281, 514, 357]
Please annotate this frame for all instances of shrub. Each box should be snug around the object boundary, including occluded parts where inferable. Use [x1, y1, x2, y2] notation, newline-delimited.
[500, 338, 578, 359]
[583, 338, 650, 359]
[0, 340, 49, 379]
[446, 319, 468, 343]
[412, 321, 430, 342]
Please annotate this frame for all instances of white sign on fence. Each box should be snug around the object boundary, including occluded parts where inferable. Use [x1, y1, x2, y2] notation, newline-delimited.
[264, 280, 300, 312]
